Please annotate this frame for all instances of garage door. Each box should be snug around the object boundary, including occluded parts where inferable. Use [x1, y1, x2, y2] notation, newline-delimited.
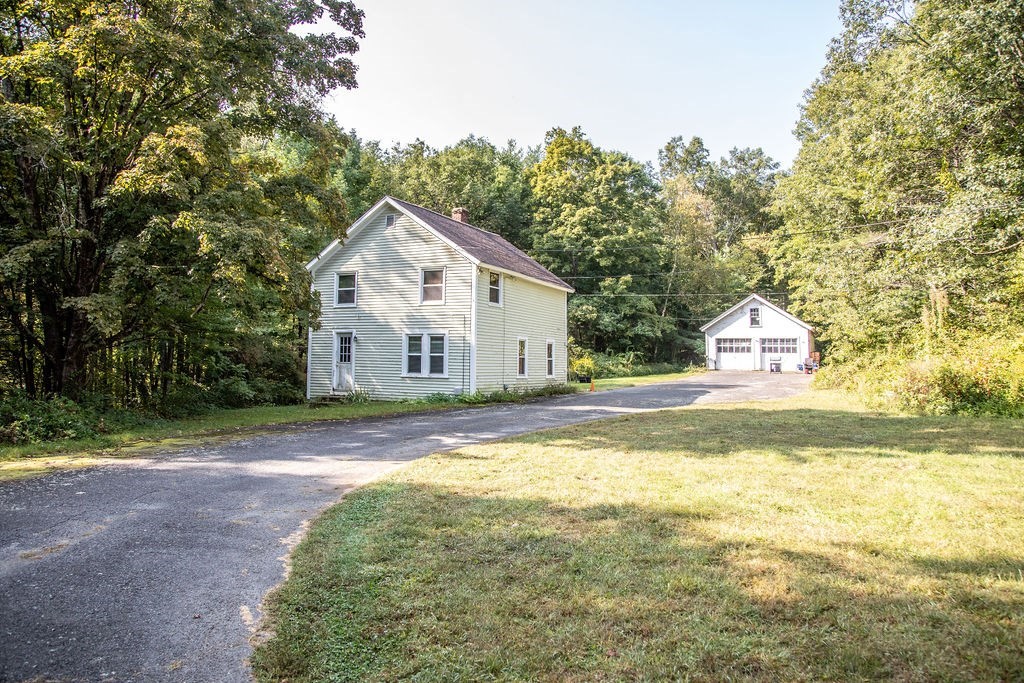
[760, 338, 800, 372]
[715, 337, 753, 370]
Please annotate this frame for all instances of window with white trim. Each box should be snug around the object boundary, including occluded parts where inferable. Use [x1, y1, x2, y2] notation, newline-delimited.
[517, 338, 528, 377]
[546, 340, 555, 377]
[335, 273, 356, 307]
[749, 306, 761, 327]
[716, 338, 752, 353]
[384, 213, 396, 228]
[488, 271, 502, 305]
[761, 338, 798, 354]
[405, 332, 447, 377]
[421, 268, 445, 303]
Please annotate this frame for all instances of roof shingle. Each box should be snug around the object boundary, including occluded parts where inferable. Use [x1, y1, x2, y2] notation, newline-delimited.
[389, 197, 572, 292]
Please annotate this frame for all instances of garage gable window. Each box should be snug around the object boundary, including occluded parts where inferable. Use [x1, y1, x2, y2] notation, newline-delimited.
[749, 306, 761, 327]
[761, 338, 798, 354]
[716, 338, 751, 353]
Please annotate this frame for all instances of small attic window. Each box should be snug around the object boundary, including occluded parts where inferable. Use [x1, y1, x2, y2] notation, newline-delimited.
[385, 214, 396, 228]
[749, 306, 762, 327]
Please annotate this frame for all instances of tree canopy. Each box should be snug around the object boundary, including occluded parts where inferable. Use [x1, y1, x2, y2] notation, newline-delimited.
[0, 0, 363, 402]
[771, 0, 1024, 413]
[0, 0, 795, 433]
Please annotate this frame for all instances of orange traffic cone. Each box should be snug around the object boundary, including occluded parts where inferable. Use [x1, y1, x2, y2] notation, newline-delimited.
[590, 379, 595, 392]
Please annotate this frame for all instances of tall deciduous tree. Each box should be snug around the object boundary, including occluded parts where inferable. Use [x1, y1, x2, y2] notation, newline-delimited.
[658, 135, 782, 344]
[371, 136, 535, 247]
[773, 0, 1024, 364]
[528, 127, 672, 355]
[0, 0, 364, 397]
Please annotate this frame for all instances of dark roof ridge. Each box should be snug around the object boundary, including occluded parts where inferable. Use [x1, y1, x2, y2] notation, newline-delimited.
[387, 196, 498, 236]
[385, 196, 572, 292]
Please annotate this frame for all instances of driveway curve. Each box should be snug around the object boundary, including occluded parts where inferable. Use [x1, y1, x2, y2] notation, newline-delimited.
[0, 372, 809, 682]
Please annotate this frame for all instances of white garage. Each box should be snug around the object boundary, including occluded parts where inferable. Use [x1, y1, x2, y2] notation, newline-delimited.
[700, 294, 815, 372]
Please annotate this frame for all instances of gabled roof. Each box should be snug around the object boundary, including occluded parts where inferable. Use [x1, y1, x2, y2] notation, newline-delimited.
[699, 293, 812, 333]
[307, 196, 573, 293]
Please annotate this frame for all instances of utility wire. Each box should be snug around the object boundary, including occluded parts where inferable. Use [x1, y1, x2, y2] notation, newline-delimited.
[528, 202, 1024, 254]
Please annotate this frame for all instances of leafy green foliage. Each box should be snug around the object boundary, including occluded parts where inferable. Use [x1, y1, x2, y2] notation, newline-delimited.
[337, 134, 534, 247]
[0, 0, 363, 406]
[0, 392, 98, 443]
[820, 337, 1024, 417]
[590, 352, 689, 379]
[772, 0, 1024, 410]
[421, 384, 578, 405]
[528, 127, 674, 354]
[328, 127, 781, 367]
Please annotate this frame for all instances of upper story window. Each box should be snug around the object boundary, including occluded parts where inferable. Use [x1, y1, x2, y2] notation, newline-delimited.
[421, 268, 445, 304]
[488, 271, 502, 305]
[384, 213, 396, 228]
[749, 306, 761, 327]
[335, 273, 357, 307]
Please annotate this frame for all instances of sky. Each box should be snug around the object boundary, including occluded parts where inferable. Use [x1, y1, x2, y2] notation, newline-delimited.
[322, 0, 843, 169]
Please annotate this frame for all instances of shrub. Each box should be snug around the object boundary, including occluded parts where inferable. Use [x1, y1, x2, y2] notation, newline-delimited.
[832, 336, 1024, 417]
[420, 384, 577, 406]
[589, 351, 690, 379]
[569, 354, 595, 380]
[0, 391, 98, 444]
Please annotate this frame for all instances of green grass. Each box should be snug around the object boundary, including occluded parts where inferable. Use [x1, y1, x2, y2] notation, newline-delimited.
[252, 390, 1024, 682]
[591, 366, 704, 390]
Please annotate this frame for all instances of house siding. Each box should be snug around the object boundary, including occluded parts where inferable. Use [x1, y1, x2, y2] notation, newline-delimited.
[704, 301, 812, 372]
[475, 269, 568, 392]
[309, 209, 474, 399]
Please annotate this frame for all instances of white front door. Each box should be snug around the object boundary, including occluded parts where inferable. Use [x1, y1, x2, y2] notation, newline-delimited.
[334, 332, 354, 392]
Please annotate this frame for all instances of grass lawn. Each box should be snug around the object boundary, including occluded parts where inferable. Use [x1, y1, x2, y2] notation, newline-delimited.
[253, 390, 1024, 682]
[591, 367, 703, 391]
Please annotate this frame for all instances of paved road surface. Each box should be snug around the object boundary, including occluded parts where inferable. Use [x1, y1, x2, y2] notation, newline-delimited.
[0, 372, 809, 682]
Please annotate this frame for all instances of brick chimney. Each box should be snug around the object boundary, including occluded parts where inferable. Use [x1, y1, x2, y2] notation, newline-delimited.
[451, 207, 469, 223]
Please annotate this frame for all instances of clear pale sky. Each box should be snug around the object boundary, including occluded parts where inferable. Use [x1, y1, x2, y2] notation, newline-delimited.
[322, 1, 843, 169]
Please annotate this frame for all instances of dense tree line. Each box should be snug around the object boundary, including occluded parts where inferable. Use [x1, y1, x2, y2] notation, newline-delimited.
[333, 127, 781, 365]
[771, 0, 1024, 414]
[0, 0, 782, 432]
[0, 0, 363, 415]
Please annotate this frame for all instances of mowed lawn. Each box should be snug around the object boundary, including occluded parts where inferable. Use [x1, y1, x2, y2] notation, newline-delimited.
[253, 391, 1024, 682]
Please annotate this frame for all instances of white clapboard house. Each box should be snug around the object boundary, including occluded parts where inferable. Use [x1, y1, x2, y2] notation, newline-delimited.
[305, 197, 573, 399]
[700, 294, 815, 372]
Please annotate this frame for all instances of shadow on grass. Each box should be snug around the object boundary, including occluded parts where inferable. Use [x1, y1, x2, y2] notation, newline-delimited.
[253, 480, 1024, 683]
[519, 407, 1024, 461]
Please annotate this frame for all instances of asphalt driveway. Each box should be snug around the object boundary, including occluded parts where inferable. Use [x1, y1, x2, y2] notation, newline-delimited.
[0, 372, 809, 682]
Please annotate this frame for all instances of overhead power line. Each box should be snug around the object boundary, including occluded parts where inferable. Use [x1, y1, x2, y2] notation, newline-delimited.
[528, 201, 1024, 255]
[573, 292, 791, 298]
